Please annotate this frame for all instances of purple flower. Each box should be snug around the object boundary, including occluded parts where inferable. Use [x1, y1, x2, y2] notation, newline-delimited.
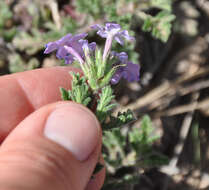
[111, 51, 128, 62]
[91, 23, 134, 60]
[111, 52, 140, 84]
[44, 33, 88, 64]
[91, 23, 134, 45]
[79, 39, 96, 53]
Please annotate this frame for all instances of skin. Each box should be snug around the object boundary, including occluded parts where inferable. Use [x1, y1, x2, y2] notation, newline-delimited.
[0, 66, 105, 190]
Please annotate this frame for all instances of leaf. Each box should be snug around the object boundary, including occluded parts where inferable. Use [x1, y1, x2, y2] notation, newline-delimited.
[141, 11, 176, 42]
[104, 109, 136, 130]
[103, 128, 126, 168]
[63, 73, 92, 106]
[96, 86, 116, 122]
[60, 87, 69, 101]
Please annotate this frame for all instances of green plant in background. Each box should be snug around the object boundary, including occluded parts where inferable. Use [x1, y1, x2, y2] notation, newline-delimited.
[129, 115, 168, 167]
[150, 0, 173, 11]
[73, 0, 175, 70]
[0, 0, 176, 74]
[75, 0, 103, 19]
[75, 0, 175, 43]
[8, 53, 39, 73]
[140, 11, 176, 42]
[13, 17, 77, 55]
[0, 1, 16, 41]
[0, 2, 12, 28]
[102, 115, 168, 189]
[133, 0, 175, 42]
[8, 1, 77, 73]
[12, 0, 78, 55]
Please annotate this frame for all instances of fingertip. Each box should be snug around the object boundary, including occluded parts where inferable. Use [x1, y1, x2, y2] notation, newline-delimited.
[44, 102, 101, 161]
[0, 102, 102, 190]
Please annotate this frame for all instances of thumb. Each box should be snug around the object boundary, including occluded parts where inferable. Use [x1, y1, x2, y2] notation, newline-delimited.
[0, 102, 103, 190]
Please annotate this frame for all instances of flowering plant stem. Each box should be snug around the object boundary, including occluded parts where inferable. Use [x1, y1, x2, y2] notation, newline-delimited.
[44, 22, 140, 175]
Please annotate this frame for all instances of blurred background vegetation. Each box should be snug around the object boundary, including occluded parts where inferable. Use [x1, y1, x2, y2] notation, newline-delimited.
[0, 0, 209, 189]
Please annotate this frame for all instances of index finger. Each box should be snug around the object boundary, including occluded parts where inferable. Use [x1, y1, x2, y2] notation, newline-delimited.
[0, 66, 80, 141]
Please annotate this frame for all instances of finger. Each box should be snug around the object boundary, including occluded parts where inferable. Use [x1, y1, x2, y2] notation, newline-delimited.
[85, 156, 106, 190]
[0, 102, 102, 190]
[0, 66, 80, 141]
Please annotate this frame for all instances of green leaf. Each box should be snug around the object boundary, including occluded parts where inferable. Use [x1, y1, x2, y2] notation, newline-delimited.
[104, 109, 136, 130]
[141, 11, 176, 42]
[95, 49, 105, 79]
[96, 86, 116, 123]
[60, 87, 69, 101]
[103, 128, 126, 167]
[65, 73, 92, 106]
[98, 67, 116, 88]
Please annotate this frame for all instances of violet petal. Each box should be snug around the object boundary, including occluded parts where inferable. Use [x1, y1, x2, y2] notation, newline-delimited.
[111, 69, 123, 84]
[44, 42, 58, 54]
[123, 62, 140, 82]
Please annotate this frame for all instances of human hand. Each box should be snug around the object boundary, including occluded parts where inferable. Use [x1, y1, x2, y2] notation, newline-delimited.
[0, 66, 105, 190]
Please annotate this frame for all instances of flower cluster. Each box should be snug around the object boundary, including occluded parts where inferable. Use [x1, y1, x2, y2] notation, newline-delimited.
[44, 33, 96, 64]
[44, 23, 139, 85]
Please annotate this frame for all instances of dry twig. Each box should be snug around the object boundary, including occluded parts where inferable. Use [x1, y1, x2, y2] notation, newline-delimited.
[115, 67, 209, 114]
